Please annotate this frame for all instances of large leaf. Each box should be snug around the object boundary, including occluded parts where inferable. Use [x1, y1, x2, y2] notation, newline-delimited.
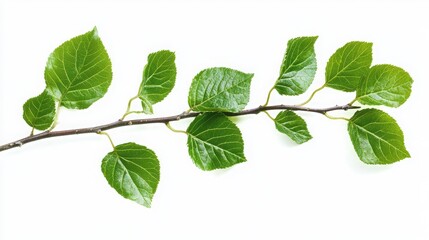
[101, 142, 160, 207]
[22, 90, 56, 130]
[325, 41, 372, 92]
[45, 27, 112, 109]
[274, 36, 318, 95]
[274, 110, 312, 144]
[187, 113, 246, 170]
[348, 109, 410, 164]
[356, 64, 413, 107]
[138, 50, 176, 114]
[188, 67, 253, 112]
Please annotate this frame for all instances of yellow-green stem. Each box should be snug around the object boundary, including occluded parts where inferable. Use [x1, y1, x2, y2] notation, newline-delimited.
[298, 84, 325, 106]
[49, 100, 62, 131]
[349, 98, 358, 106]
[97, 131, 115, 149]
[122, 111, 145, 120]
[324, 112, 350, 121]
[121, 95, 139, 120]
[263, 110, 275, 121]
[165, 122, 187, 134]
[263, 86, 276, 107]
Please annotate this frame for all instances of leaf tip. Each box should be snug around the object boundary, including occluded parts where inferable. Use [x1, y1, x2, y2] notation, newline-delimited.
[91, 26, 99, 39]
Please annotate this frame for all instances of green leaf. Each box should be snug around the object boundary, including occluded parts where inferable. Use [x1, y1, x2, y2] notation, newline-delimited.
[348, 109, 410, 164]
[274, 36, 318, 95]
[187, 113, 246, 170]
[356, 64, 413, 107]
[188, 67, 253, 112]
[274, 110, 312, 144]
[22, 90, 56, 130]
[325, 41, 372, 92]
[138, 50, 176, 114]
[45, 27, 112, 109]
[140, 97, 154, 114]
[101, 142, 160, 207]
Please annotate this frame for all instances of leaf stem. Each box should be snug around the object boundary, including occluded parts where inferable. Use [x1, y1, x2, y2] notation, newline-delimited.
[97, 131, 115, 149]
[122, 111, 145, 120]
[30, 128, 35, 136]
[263, 111, 275, 121]
[165, 122, 187, 135]
[49, 100, 62, 131]
[324, 112, 350, 121]
[263, 86, 276, 106]
[349, 98, 357, 106]
[121, 95, 139, 120]
[0, 104, 360, 152]
[298, 84, 325, 106]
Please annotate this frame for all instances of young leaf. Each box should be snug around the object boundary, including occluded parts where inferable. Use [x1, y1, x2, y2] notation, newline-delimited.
[188, 67, 253, 112]
[274, 110, 312, 144]
[274, 36, 318, 95]
[22, 90, 56, 130]
[348, 109, 410, 164]
[101, 142, 160, 207]
[138, 50, 176, 114]
[356, 64, 413, 107]
[325, 41, 372, 92]
[45, 27, 112, 109]
[187, 113, 246, 170]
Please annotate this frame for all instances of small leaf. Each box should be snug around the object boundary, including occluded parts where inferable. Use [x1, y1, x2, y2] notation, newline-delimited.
[274, 36, 318, 95]
[187, 113, 246, 170]
[138, 50, 176, 113]
[274, 110, 312, 144]
[188, 67, 253, 112]
[348, 109, 410, 164]
[325, 41, 372, 92]
[101, 142, 160, 207]
[45, 27, 112, 109]
[356, 64, 413, 107]
[22, 90, 56, 130]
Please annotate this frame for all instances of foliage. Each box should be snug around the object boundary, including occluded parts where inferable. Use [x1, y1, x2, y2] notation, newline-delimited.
[6, 27, 414, 206]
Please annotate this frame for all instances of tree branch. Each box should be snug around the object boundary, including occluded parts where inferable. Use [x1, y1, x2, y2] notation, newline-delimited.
[0, 104, 359, 152]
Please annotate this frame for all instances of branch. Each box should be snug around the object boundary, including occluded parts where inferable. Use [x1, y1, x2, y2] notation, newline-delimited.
[0, 104, 359, 152]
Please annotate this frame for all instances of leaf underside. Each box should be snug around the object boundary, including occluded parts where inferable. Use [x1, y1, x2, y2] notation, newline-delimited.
[101, 142, 160, 207]
[348, 109, 410, 164]
[187, 112, 246, 170]
[45, 27, 112, 109]
[274, 36, 318, 96]
[188, 67, 253, 112]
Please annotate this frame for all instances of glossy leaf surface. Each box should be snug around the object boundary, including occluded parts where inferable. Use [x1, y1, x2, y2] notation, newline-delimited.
[101, 143, 160, 207]
[274, 36, 318, 95]
[356, 64, 413, 107]
[45, 27, 112, 109]
[187, 113, 246, 170]
[348, 109, 410, 164]
[188, 67, 253, 112]
[274, 110, 312, 144]
[22, 90, 56, 130]
[138, 50, 176, 114]
[325, 41, 372, 92]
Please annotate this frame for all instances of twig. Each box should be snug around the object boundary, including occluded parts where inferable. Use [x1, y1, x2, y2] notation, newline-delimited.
[0, 104, 359, 152]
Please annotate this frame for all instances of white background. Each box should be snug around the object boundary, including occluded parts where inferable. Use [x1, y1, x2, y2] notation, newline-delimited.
[0, 0, 428, 239]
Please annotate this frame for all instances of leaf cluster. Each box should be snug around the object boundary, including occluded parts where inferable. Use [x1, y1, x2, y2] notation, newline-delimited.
[20, 28, 413, 206]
